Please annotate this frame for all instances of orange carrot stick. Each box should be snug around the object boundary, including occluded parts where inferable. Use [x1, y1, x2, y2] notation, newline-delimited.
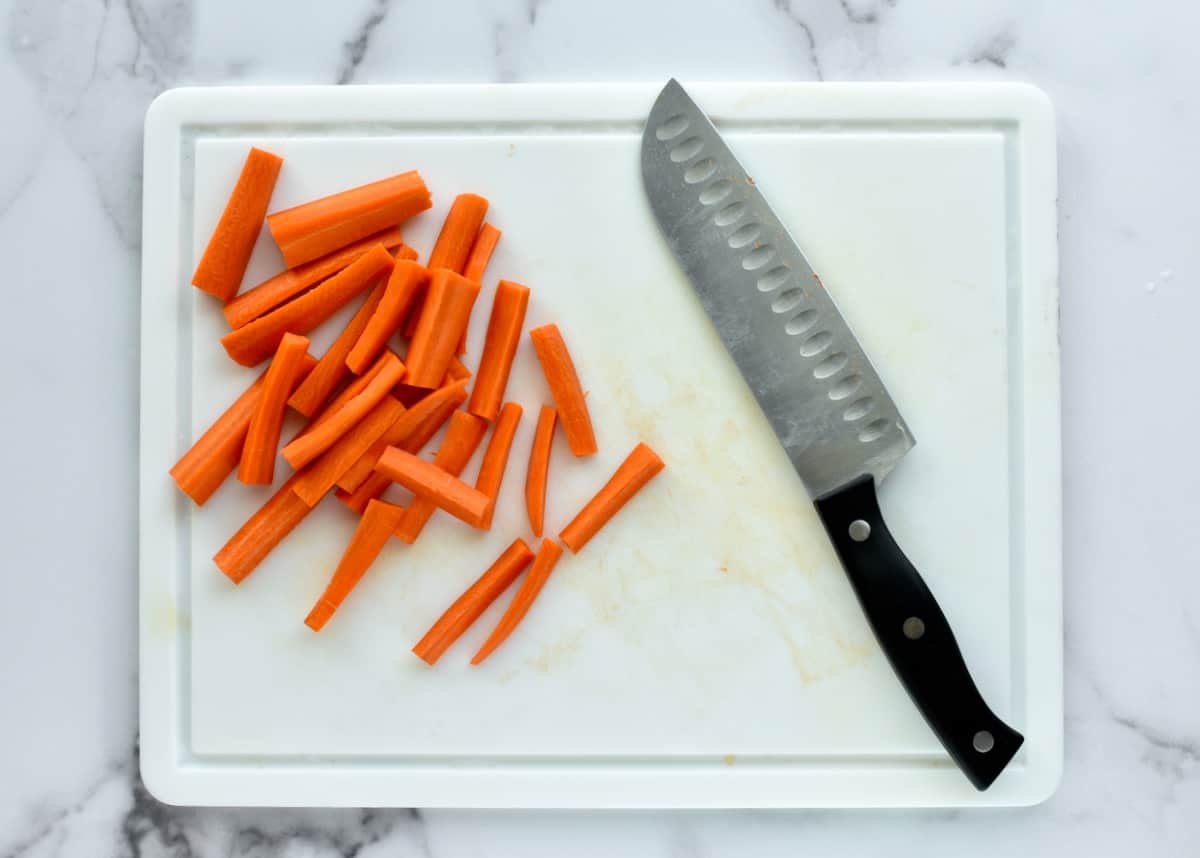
[268, 172, 431, 267]
[413, 538, 534, 665]
[474, 402, 522, 529]
[223, 228, 404, 329]
[462, 222, 501, 283]
[429, 194, 489, 273]
[236, 333, 310, 485]
[345, 261, 428, 374]
[192, 147, 282, 301]
[529, 323, 597, 456]
[405, 269, 480, 388]
[335, 472, 392, 514]
[467, 279, 529, 421]
[525, 405, 556, 538]
[446, 355, 472, 383]
[292, 346, 395, 444]
[214, 474, 314, 584]
[287, 284, 386, 418]
[394, 412, 489, 543]
[222, 244, 393, 366]
[395, 245, 419, 262]
[169, 352, 316, 505]
[470, 539, 564, 665]
[290, 396, 406, 507]
[335, 380, 469, 492]
[304, 499, 407, 631]
[281, 351, 405, 471]
[559, 442, 665, 553]
[374, 447, 491, 528]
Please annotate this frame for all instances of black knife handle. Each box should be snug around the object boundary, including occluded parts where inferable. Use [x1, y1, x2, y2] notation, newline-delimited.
[814, 475, 1023, 790]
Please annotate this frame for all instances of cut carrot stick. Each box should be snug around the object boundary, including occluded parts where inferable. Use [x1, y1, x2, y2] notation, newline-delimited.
[471, 539, 564, 665]
[374, 447, 491, 528]
[474, 402, 522, 529]
[281, 351, 405, 471]
[223, 228, 404, 329]
[287, 282, 387, 417]
[345, 261, 428, 374]
[413, 538, 534, 665]
[395, 412, 488, 543]
[237, 333, 310, 485]
[214, 474, 314, 584]
[304, 499, 407, 631]
[290, 396, 406, 507]
[446, 355, 472, 383]
[335, 380, 468, 492]
[335, 472, 392, 514]
[429, 194, 489, 273]
[529, 323, 597, 456]
[405, 269, 480, 388]
[396, 244, 419, 262]
[525, 405, 556, 538]
[268, 172, 431, 267]
[222, 244, 394, 366]
[467, 279, 529, 421]
[169, 352, 316, 505]
[462, 222, 501, 283]
[192, 147, 283, 301]
[292, 346, 396, 444]
[559, 442, 665, 553]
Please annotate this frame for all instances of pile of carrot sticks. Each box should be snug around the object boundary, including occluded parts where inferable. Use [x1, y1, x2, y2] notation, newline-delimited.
[170, 147, 664, 665]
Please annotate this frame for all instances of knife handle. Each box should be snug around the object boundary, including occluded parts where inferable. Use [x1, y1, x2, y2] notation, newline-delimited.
[814, 475, 1023, 790]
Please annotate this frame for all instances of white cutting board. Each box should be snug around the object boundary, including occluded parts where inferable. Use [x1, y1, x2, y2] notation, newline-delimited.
[139, 83, 1061, 808]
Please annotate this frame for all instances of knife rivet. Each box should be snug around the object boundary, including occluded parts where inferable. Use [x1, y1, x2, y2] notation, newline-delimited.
[848, 519, 871, 542]
[973, 730, 995, 753]
[902, 616, 925, 640]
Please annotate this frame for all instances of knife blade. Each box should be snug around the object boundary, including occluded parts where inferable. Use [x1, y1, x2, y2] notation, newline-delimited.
[641, 79, 1023, 790]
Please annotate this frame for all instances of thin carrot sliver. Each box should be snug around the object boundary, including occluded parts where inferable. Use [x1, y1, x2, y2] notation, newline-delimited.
[345, 261, 428, 374]
[471, 539, 564, 665]
[474, 402, 522, 529]
[223, 228, 403, 329]
[413, 538, 534, 665]
[268, 172, 431, 267]
[374, 447, 491, 528]
[304, 499, 407, 631]
[334, 380, 468, 492]
[237, 333, 310, 485]
[192, 147, 282, 301]
[467, 280, 529, 421]
[405, 269, 480, 388]
[214, 474, 314, 584]
[335, 472, 392, 514]
[394, 412, 489, 544]
[529, 323, 597, 456]
[222, 244, 394, 366]
[559, 442, 665, 553]
[525, 405, 556, 538]
[292, 346, 395, 444]
[169, 352, 315, 505]
[290, 396, 405, 507]
[462, 222, 501, 283]
[281, 351, 405, 471]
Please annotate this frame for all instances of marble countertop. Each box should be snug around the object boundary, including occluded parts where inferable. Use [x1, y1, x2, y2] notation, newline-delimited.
[2, 0, 1197, 855]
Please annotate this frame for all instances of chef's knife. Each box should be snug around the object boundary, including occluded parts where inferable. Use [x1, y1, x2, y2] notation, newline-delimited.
[640, 80, 1022, 790]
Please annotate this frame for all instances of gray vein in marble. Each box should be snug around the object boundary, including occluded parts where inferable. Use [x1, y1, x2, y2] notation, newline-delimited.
[769, 0, 824, 80]
[337, 0, 392, 85]
[0, 767, 122, 858]
[1113, 715, 1200, 782]
[966, 31, 1015, 68]
[526, 0, 545, 26]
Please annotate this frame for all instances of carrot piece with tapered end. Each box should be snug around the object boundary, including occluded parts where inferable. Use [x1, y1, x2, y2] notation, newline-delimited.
[467, 280, 529, 421]
[192, 147, 283, 301]
[345, 261, 428, 374]
[268, 172, 432, 267]
[287, 282, 387, 417]
[169, 352, 316, 505]
[471, 539, 564, 665]
[282, 351, 405, 471]
[304, 499, 407, 631]
[462, 222, 501, 283]
[405, 270, 480, 388]
[402, 194, 490, 337]
[222, 244, 394, 366]
[290, 396, 406, 507]
[374, 447, 491, 528]
[413, 538, 534, 665]
[529, 324, 597, 456]
[214, 475, 314, 584]
[236, 333, 310, 484]
[223, 228, 404, 329]
[335, 380, 469, 492]
[559, 442, 665, 553]
[335, 472, 392, 514]
[395, 412, 489, 543]
[395, 245, 419, 262]
[475, 402, 522, 529]
[446, 356, 472, 383]
[525, 405, 556, 538]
